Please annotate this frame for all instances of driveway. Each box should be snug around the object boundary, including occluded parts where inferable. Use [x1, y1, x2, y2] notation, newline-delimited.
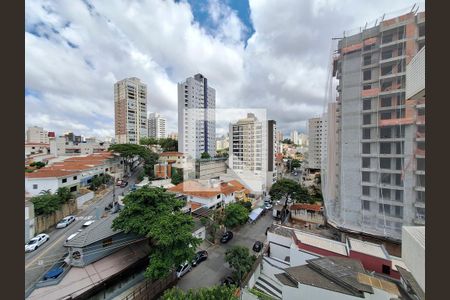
[177, 211, 274, 291]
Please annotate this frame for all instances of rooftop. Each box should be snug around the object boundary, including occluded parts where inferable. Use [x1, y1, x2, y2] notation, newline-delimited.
[290, 203, 323, 212]
[402, 226, 425, 249]
[25, 152, 116, 179]
[294, 230, 348, 256]
[160, 152, 184, 157]
[348, 237, 389, 260]
[169, 179, 247, 198]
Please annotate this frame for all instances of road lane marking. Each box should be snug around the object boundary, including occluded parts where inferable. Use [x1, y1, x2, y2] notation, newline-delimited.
[25, 232, 68, 269]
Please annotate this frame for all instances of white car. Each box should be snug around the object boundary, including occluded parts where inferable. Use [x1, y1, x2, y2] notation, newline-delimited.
[264, 203, 273, 210]
[65, 229, 83, 243]
[176, 262, 192, 278]
[82, 220, 95, 227]
[25, 234, 49, 252]
[56, 215, 76, 229]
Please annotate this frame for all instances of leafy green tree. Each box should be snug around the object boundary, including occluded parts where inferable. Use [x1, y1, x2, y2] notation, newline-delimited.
[161, 285, 238, 300]
[282, 138, 293, 144]
[269, 178, 309, 220]
[89, 176, 103, 190]
[159, 138, 178, 152]
[30, 161, 46, 169]
[56, 187, 72, 204]
[225, 246, 256, 289]
[31, 194, 61, 216]
[140, 137, 159, 146]
[39, 189, 52, 195]
[224, 203, 249, 228]
[171, 168, 184, 185]
[200, 151, 211, 159]
[238, 200, 252, 212]
[112, 187, 201, 280]
[291, 159, 301, 169]
[108, 144, 145, 173]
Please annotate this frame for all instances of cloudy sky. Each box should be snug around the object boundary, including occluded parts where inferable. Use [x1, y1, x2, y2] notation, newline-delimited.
[25, 0, 422, 139]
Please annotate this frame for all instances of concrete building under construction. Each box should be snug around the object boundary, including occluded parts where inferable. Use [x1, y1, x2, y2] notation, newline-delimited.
[323, 8, 425, 241]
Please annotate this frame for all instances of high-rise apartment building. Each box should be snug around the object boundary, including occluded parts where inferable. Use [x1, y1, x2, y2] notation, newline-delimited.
[26, 126, 49, 144]
[290, 130, 299, 145]
[148, 112, 166, 139]
[114, 77, 148, 144]
[308, 117, 325, 170]
[324, 10, 425, 240]
[178, 73, 216, 159]
[298, 133, 309, 147]
[229, 113, 277, 193]
[168, 132, 178, 141]
[275, 130, 283, 143]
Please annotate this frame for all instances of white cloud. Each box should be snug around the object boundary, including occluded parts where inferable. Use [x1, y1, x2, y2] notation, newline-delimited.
[25, 0, 421, 139]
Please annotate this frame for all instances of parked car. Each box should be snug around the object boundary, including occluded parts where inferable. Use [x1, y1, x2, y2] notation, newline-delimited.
[56, 215, 76, 229]
[220, 231, 233, 243]
[82, 220, 95, 227]
[116, 180, 123, 186]
[192, 250, 208, 267]
[176, 262, 192, 278]
[264, 203, 273, 210]
[220, 276, 236, 286]
[120, 181, 128, 188]
[252, 241, 263, 252]
[65, 229, 83, 243]
[25, 234, 49, 252]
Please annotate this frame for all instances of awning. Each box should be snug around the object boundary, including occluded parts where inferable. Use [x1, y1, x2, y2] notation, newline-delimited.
[249, 207, 264, 221]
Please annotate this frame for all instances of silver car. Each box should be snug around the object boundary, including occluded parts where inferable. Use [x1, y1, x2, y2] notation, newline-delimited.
[176, 262, 192, 278]
[25, 234, 49, 252]
[56, 215, 76, 229]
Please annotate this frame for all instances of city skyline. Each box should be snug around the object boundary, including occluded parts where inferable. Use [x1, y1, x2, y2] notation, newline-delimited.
[25, 0, 421, 139]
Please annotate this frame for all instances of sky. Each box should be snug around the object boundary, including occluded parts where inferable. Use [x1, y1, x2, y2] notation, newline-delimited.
[25, 0, 423, 139]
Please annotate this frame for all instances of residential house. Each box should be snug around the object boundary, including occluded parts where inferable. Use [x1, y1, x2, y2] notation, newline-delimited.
[290, 203, 325, 226]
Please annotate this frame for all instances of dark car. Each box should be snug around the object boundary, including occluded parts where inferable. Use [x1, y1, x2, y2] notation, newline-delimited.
[120, 181, 128, 188]
[253, 241, 263, 252]
[220, 276, 236, 286]
[192, 250, 208, 267]
[220, 231, 233, 243]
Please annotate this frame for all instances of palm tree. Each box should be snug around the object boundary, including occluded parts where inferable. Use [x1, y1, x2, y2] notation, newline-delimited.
[39, 189, 52, 195]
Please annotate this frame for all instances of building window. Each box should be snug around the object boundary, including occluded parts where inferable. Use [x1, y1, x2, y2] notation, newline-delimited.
[395, 190, 403, 202]
[380, 97, 392, 107]
[417, 191, 425, 203]
[362, 143, 371, 154]
[217, 194, 221, 199]
[362, 158, 370, 168]
[381, 173, 391, 184]
[363, 114, 371, 125]
[103, 238, 113, 247]
[363, 70, 372, 81]
[362, 128, 371, 140]
[382, 264, 391, 275]
[62, 178, 67, 183]
[380, 158, 391, 169]
[73, 176, 77, 180]
[362, 186, 370, 196]
[362, 200, 370, 211]
[380, 143, 391, 154]
[33, 184, 38, 190]
[379, 204, 391, 214]
[363, 56, 371, 66]
[363, 99, 371, 110]
[380, 112, 392, 120]
[379, 127, 391, 139]
[394, 174, 403, 186]
[362, 172, 370, 182]
[379, 188, 390, 199]
[394, 206, 403, 218]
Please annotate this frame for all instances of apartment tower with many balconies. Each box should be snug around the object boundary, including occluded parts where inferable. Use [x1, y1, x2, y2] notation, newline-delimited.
[148, 112, 166, 139]
[114, 77, 148, 144]
[178, 73, 216, 159]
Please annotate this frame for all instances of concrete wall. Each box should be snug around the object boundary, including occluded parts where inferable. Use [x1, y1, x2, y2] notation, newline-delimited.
[289, 244, 319, 267]
[282, 283, 362, 300]
[402, 227, 425, 291]
[406, 46, 425, 99]
[34, 200, 78, 233]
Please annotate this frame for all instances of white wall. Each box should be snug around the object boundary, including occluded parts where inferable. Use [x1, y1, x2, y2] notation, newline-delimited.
[406, 46, 425, 99]
[289, 244, 319, 267]
[402, 227, 425, 291]
[192, 226, 206, 240]
[25, 178, 60, 196]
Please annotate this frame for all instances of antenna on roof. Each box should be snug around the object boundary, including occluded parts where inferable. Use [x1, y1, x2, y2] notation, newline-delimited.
[381, 13, 385, 22]
[364, 22, 368, 30]
[410, 3, 416, 13]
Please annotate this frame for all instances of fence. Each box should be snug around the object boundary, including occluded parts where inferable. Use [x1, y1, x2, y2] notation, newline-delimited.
[34, 199, 78, 233]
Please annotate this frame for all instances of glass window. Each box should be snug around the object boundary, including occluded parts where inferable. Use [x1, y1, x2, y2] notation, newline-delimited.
[363, 99, 371, 110]
[381, 173, 391, 184]
[363, 114, 371, 125]
[379, 188, 391, 199]
[362, 200, 370, 211]
[362, 186, 370, 196]
[380, 158, 391, 169]
[363, 70, 372, 81]
[362, 128, 371, 140]
[380, 143, 391, 154]
[362, 172, 370, 182]
[362, 158, 371, 168]
[380, 97, 392, 107]
[395, 190, 403, 202]
[362, 143, 371, 154]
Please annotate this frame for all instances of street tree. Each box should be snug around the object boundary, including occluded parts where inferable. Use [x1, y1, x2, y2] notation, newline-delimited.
[282, 138, 293, 144]
[112, 187, 201, 280]
[56, 187, 72, 203]
[291, 159, 301, 169]
[109, 144, 145, 173]
[200, 151, 211, 159]
[161, 285, 238, 300]
[225, 246, 256, 290]
[140, 137, 159, 146]
[171, 168, 184, 185]
[269, 178, 309, 219]
[224, 203, 249, 228]
[159, 138, 178, 152]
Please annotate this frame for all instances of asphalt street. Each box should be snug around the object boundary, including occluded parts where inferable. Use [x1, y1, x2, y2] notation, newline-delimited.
[25, 166, 142, 294]
[176, 211, 274, 291]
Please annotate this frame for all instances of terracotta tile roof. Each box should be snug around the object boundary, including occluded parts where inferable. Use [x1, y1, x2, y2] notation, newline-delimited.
[160, 152, 184, 156]
[25, 143, 50, 146]
[169, 180, 247, 198]
[190, 201, 203, 211]
[25, 152, 116, 179]
[290, 203, 323, 212]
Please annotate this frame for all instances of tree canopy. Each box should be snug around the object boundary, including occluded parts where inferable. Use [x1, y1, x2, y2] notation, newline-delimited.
[200, 152, 211, 159]
[161, 285, 238, 300]
[282, 138, 293, 144]
[140, 137, 178, 152]
[224, 203, 249, 228]
[225, 246, 256, 288]
[112, 187, 201, 279]
[291, 159, 301, 169]
[171, 168, 184, 185]
[31, 187, 73, 216]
